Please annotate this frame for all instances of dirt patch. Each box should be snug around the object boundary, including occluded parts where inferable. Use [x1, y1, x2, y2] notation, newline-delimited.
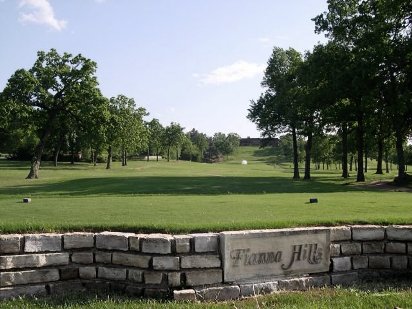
[358, 180, 412, 193]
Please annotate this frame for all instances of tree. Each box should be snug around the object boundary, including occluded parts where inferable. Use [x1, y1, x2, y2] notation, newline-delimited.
[162, 122, 184, 161]
[188, 129, 209, 162]
[1, 49, 106, 178]
[147, 118, 165, 161]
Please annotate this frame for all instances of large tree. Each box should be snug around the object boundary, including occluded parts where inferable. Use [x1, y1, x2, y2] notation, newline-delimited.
[1, 49, 106, 178]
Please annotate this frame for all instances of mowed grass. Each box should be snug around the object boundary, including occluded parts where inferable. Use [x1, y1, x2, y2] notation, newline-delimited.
[0, 147, 411, 233]
[2, 287, 412, 308]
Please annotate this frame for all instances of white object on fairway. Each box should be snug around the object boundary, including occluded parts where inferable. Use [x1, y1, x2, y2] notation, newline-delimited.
[241, 160, 248, 165]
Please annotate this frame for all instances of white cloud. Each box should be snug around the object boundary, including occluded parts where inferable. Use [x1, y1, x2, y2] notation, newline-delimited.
[196, 60, 265, 85]
[18, 0, 67, 31]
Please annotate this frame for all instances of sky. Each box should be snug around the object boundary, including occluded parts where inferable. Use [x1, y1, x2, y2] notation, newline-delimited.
[0, 0, 328, 138]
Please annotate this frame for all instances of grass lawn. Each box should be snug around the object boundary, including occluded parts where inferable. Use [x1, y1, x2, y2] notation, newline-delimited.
[0, 147, 411, 233]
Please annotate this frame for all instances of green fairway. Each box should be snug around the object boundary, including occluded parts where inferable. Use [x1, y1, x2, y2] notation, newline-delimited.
[0, 147, 410, 233]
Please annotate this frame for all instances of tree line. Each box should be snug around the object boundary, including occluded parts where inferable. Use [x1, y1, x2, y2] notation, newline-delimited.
[248, 0, 412, 184]
[0, 49, 240, 179]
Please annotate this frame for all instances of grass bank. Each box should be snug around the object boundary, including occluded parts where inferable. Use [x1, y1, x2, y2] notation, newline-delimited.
[0, 147, 410, 233]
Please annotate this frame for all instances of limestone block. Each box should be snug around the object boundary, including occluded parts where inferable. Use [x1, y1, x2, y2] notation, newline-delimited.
[0, 285, 46, 300]
[331, 272, 358, 286]
[47, 281, 85, 295]
[385, 242, 406, 254]
[363, 242, 384, 254]
[24, 234, 62, 252]
[98, 267, 126, 281]
[71, 252, 93, 264]
[386, 225, 412, 241]
[352, 256, 368, 269]
[196, 285, 240, 301]
[391, 256, 408, 269]
[174, 289, 196, 301]
[181, 255, 221, 269]
[95, 251, 111, 264]
[153, 256, 180, 270]
[191, 233, 219, 252]
[95, 232, 130, 251]
[144, 288, 168, 299]
[59, 267, 79, 280]
[141, 234, 173, 254]
[128, 269, 143, 282]
[0, 269, 59, 287]
[0, 253, 69, 270]
[352, 225, 385, 241]
[185, 269, 222, 286]
[144, 271, 163, 284]
[330, 226, 351, 241]
[0, 235, 22, 254]
[408, 243, 412, 255]
[63, 233, 94, 249]
[129, 235, 141, 251]
[240, 281, 278, 297]
[369, 256, 390, 269]
[307, 275, 331, 287]
[278, 277, 309, 291]
[125, 285, 144, 296]
[112, 252, 151, 268]
[167, 272, 181, 287]
[330, 244, 341, 257]
[79, 267, 96, 279]
[174, 235, 192, 253]
[341, 243, 361, 255]
[332, 257, 352, 272]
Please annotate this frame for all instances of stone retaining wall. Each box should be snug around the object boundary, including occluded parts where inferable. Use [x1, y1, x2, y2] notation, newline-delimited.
[1, 225, 412, 301]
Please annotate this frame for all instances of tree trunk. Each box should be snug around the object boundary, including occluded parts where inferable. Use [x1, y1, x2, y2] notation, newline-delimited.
[106, 145, 112, 169]
[167, 147, 170, 162]
[304, 130, 312, 180]
[349, 154, 353, 171]
[394, 126, 406, 184]
[376, 138, 383, 174]
[156, 147, 159, 161]
[124, 149, 127, 166]
[385, 149, 390, 173]
[147, 147, 150, 162]
[93, 151, 97, 167]
[53, 144, 61, 168]
[356, 113, 365, 182]
[364, 146, 368, 173]
[291, 126, 300, 180]
[341, 122, 349, 178]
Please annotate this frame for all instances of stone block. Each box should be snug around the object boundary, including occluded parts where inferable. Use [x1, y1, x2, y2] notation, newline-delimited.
[112, 252, 151, 268]
[79, 267, 96, 279]
[391, 256, 408, 269]
[196, 286, 240, 301]
[0, 253, 69, 270]
[128, 269, 143, 282]
[174, 289, 196, 301]
[239, 281, 278, 297]
[63, 233, 94, 249]
[153, 256, 179, 270]
[0, 285, 47, 300]
[144, 288, 168, 299]
[125, 285, 144, 296]
[167, 272, 181, 287]
[352, 256, 368, 269]
[0, 235, 22, 254]
[408, 243, 412, 255]
[191, 233, 219, 252]
[24, 234, 62, 252]
[98, 267, 126, 281]
[48, 281, 85, 295]
[129, 235, 141, 251]
[331, 272, 358, 286]
[341, 243, 361, 255]
[330, 244, 341, 257]
[307, 275, 331, 287]
[144, 271, 163, 284]
[174, 235, 191, 253]
[363, 242, 384, 254]
[141, 234, 173, 254]
[332, 257, 352, 272]
[95, 232, 130, 251]
[369, 256, 390, 269]
[386, 225, 412, 241]
[278, 277, 309, 291]
[95, 251, 111, 264]
[60, 267, 79, 280]
[385, 242, 406, 254]
[330, 226, 351, 241]
[352, 225, 385, 241]
[181, 255, 221, 269]
[0, 269, 59, 287]
[71, 252, 93, 264]
[185, 269, 222, 286]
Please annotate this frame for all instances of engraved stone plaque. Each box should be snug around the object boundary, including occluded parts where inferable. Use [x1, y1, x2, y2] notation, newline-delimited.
[220, 228, 330, 282]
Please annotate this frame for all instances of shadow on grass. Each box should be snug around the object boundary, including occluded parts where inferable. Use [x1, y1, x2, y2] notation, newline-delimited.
[0, 175, 363, 196]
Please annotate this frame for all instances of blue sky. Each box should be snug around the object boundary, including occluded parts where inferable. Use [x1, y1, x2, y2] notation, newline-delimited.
[0, 0, 328, 137]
